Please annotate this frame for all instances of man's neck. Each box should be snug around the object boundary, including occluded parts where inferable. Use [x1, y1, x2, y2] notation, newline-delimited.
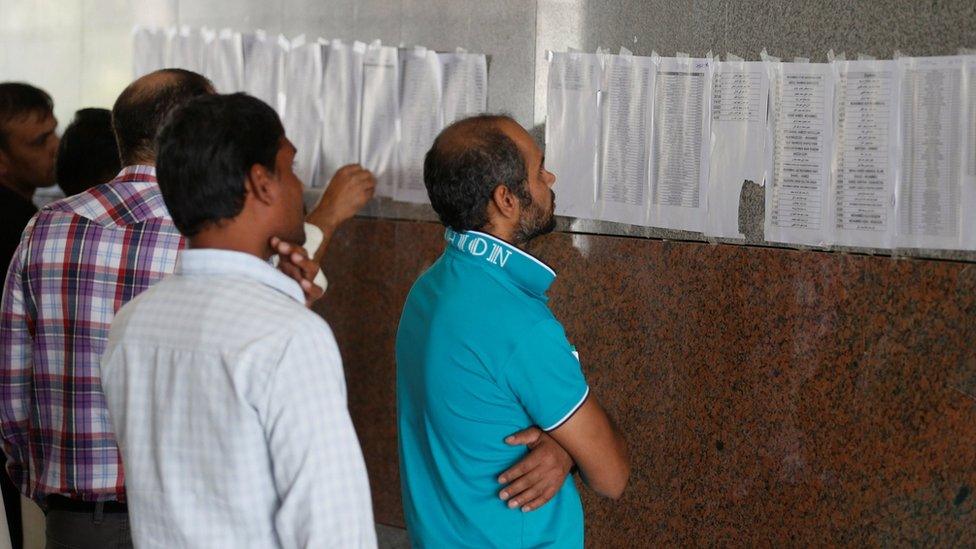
[476, 223, 523, 249]
[123, 157, 155, 169]
[0, 177, 35, 202]
[188, 231, 272, 262]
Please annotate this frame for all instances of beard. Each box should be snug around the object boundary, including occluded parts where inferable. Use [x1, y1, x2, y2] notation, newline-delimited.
[513, 189, 556, 245]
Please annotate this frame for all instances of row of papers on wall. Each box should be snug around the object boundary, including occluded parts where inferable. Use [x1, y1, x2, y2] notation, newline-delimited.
[132, 26, 487, 198]
[547, 50, 976, 251]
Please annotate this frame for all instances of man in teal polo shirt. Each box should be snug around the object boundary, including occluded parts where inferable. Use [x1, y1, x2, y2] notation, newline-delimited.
[396, 115, 630, 548]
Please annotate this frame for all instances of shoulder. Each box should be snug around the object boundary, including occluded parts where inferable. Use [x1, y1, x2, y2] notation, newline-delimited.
[44, 180, 169, 227]
[516, 317, 574, 355]
[226, 280, 338, 352]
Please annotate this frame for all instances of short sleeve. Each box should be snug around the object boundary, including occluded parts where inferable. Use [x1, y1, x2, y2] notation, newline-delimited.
[500, 318, 589, 431]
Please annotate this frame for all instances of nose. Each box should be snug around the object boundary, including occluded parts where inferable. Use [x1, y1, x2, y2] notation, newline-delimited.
[545, 169, 556, 187]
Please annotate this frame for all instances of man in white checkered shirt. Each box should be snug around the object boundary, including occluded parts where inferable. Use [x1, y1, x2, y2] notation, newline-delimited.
[100, 92, 375, 548]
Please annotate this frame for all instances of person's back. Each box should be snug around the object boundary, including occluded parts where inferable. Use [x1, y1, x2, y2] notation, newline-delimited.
[103, 249, 373, 547]
[0, 71, 210, 518]
[101, 93, 376, 548]
[397, 229, 587, 547]
[396, 115, 629, 548]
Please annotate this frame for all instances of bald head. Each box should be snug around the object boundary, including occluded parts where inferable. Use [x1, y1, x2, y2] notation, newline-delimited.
[423, 114, 530, 232]
[112, 69, 213, 166]
[430, 115, 518, 156]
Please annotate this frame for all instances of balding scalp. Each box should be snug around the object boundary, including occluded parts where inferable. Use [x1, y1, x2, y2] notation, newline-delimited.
[112, 69, 213, 166]
[423, 114, 530, 232]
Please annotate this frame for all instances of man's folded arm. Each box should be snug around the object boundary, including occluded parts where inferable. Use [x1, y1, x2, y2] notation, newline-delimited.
[501, 318, 630, 501]
[547, 396, 630, 499]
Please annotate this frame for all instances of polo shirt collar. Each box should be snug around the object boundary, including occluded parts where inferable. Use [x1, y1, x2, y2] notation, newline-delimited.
[444, 228, 556, 298]
[175, 248, 305, 304]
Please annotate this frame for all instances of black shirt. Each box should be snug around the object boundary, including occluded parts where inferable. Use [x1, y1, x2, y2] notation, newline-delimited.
[0, 185, 37, 282]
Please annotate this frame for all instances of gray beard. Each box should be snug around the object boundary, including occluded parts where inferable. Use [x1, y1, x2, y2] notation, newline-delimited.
[513, 192, 556, 245]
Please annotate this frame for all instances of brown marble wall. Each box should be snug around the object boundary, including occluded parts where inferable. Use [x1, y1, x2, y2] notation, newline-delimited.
[313, 217, 976, 546]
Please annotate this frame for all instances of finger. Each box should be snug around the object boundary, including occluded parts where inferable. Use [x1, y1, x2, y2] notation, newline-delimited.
[278, 262, 303, 283]
[300, 279, 324, 304]
[348, 171, 373, 185]
[295, 257, 320, 281]
[336, 164, 362, 176]
[280, 253, 317, 283]
[499, 467, 543, 501]
[344, 166, 370, 179]
[502, 475, 543, 509]
[520, 489, 559, 513]
[504, 427, 542, 447]
[290, 250, 308, 264]
[272, 239, 292, 256]
[498, 453, 542, 484]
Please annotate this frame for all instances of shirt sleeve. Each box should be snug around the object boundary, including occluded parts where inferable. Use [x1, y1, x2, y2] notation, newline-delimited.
[0, 218, 37, 491]
[261, 318, 376, 549]
[500, 318, 589, 432]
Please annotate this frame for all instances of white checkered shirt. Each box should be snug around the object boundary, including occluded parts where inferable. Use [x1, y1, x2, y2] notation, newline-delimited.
[100, 248, 376, 548]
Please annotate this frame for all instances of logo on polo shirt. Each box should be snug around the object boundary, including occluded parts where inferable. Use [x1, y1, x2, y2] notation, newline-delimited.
[446, 229, 513, 268]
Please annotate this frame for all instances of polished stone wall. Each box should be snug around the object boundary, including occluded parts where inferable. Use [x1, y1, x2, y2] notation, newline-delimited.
[315, 217, 976, 546]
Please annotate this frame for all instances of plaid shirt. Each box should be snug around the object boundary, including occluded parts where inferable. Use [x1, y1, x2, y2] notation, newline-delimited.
[0, 165, 184, 503]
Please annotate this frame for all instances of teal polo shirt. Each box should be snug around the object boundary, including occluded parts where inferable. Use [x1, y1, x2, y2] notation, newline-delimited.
[396, 228, 589, 548]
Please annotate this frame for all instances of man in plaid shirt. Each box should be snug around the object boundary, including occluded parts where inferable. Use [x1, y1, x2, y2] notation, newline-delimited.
[0, 69, 375, 546]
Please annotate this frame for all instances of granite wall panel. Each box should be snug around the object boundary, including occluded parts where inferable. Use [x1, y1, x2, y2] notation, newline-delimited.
[315, 217, 976, 545]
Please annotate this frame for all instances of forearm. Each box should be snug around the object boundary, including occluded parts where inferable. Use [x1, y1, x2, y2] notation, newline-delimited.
[303, 212, 339, 264]
[304, 164, 377, 263]
[577, 422, 629, 498]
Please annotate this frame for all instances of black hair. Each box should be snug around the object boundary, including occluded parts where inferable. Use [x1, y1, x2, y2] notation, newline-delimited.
[112, 68, 213, 166]
[0, 82, 54, 149]
[156, 93, 284, 237]
[55, 108, 121, 196]
[423, 115, 530, 232]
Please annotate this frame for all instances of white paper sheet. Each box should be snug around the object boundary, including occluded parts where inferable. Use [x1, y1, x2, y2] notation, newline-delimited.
[705, 60, 769, 238]
[360, 42, 400, 198]
[133, 26, 166, 78]
[895, 55, 966, 250]
[204, 28, 244, 93]
[165, 26, 206, 74]
[546, 51, 603, 220]
[829, 59, 898, 248]
[242, 31, 288, 115]
[765, 62, 834, 246]
[962, 56, 976, 251]
[598, 53, 654, 226]
[439, 52, 488, 125]
[650, 56, 712, 232]
[319, 40, 366, 187]
[282, 36, 324, 187]
[396, 47, 443, 204]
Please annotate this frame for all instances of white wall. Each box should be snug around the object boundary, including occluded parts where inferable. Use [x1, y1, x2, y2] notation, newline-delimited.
[0, 0, 177, 126]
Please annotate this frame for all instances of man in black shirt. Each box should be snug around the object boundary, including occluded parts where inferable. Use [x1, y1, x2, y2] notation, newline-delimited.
[0, 81, 59, 549]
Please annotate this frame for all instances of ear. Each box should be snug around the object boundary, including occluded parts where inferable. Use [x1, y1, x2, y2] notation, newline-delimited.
[490, 184, 521, 223]
[245, 163, 278, 207]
